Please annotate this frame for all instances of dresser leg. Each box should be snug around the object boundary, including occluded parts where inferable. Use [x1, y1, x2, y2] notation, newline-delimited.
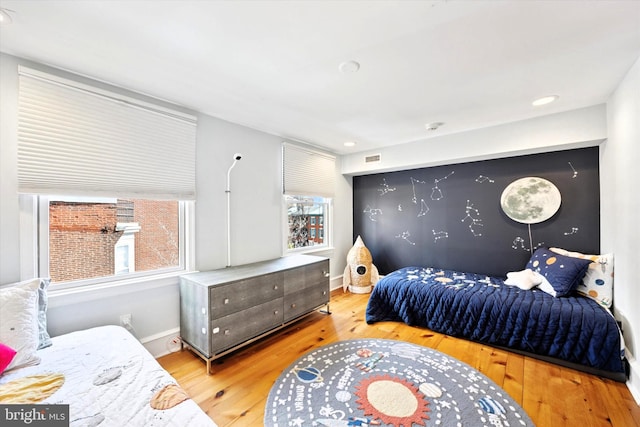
[320, 303, 332, 315]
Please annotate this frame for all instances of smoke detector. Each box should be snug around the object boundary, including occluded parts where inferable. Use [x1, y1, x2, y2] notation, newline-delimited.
[425, 122, 444, 131]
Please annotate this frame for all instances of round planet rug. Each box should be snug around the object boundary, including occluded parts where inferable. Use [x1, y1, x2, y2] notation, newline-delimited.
[264, 339, 534, 427]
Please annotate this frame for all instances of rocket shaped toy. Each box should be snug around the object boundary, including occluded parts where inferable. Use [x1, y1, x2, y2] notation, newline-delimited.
[342, 235, 379, 293]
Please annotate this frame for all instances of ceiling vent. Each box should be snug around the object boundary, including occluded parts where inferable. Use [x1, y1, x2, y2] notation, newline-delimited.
[365, 154, 381, 163]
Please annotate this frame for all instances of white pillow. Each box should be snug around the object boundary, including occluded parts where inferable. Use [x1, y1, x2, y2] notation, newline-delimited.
[0, 280, 41, 371]
[550, 248, 614, 307]
[14, 278, 52, 349]
[504, 269, 542, 290]
[536, 273, 558, 297]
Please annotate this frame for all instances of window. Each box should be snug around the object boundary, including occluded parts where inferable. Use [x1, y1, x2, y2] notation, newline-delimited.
[16, 66, 196, 290]
[39, 196, 186, 286]
[285, 195, 331, 251]
[281, 143, 335, 254]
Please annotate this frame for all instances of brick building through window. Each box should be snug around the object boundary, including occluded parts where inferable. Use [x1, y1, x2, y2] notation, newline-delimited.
[48, 198, 179, 283]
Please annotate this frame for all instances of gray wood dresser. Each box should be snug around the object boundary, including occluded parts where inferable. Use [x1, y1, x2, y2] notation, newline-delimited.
[179, 254, 330, 373]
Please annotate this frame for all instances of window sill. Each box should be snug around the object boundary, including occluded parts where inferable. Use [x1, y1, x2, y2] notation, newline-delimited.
[47, 270, 190, 308]
[285, 246, 335, 258]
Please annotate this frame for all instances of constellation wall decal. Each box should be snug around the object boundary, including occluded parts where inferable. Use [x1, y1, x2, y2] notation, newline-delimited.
[564, 227, 579, 235]
[395, 230, 416, 245]
[363, 205, 382, 221]
[417, 199, 430, 217]
[461, 200, 483, 236]
[432, 229, 449, 242]
[431, 171, 455, 200]
[475, 175, 495, 184]
[352, 146, 599, 278]
[378, 178, 396, 195]
[511, 237, 527, 250]
[511, 237, 544, 251]
[410, 177, 426, 204]
[568, 162, 578, 178]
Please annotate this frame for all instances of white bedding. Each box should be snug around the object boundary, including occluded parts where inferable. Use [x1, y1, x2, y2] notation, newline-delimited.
[0, 325, 216, 427]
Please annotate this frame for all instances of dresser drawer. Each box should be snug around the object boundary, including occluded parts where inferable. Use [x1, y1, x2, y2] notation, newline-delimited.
[180, 255, 330, 373]
[210, 272, 283, 317]
[284, 260, 329, 293]
[284, 287, 329, 322]
[210, 298, 284, 354]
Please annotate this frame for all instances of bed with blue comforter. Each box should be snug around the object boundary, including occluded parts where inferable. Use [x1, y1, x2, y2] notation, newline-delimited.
[365, 266, 626, 381]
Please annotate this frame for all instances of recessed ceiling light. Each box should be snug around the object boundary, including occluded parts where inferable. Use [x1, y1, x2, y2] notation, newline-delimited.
[425, 122, 444, 131]
[532, 95, 559, 106]
[0, 8, 13, 25]
[339, 60, 360, 73]
[343, 141, 357, 147]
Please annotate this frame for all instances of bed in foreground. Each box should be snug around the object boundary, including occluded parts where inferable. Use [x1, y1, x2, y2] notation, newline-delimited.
[365, 248, 626, 381]
[0, 277, 215, 426]
[0, 325, 216, 426]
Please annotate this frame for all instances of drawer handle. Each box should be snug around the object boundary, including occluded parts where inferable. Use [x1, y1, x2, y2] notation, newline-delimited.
[224, 329, 230, 335]
[291, 303, 296, 308]
[274, 285, 278, 290]
[323, 291, 327, 295]
[224, 298, 230, 304]
[274, 310, 279, 315]
[323, 271, 330, 278]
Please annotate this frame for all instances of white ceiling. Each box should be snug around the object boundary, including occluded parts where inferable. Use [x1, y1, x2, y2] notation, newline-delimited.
[1, 0, 639, 154]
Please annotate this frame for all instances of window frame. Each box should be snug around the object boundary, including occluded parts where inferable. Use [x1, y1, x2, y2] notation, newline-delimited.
[21, 195, 194, 294]
[282, 195, 333, 255]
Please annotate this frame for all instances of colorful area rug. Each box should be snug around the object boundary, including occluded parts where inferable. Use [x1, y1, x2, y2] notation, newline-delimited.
[265, 339, 534, 426]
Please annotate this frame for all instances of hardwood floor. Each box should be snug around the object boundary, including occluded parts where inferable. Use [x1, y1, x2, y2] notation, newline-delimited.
[158, 289, 640, 427]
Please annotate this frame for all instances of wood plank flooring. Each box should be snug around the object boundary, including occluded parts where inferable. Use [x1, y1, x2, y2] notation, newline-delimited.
[158, 289, 640, 427]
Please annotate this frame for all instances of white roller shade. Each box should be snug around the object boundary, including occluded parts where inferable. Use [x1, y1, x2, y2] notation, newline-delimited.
[282, 143, 336, 197]
[17, 67, 197, 200]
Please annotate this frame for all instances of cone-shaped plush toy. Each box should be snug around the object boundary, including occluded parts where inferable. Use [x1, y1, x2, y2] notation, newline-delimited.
[342, 235, 379, 293]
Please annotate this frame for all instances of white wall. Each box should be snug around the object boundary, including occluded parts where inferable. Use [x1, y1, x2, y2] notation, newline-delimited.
[341, 105, 607, 175]
[603, 56, 640, 401]
[194, 114, 283, 271]
[0, 53, 352, 356]
[192, 113, 353, 279]
[0, 54, 20, 282]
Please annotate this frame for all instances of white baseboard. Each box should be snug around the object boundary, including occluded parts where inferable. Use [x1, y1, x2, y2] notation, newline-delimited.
[330, 275, 343, 291]
[625, 348, 640, 405]
[141, 327, 181, 358]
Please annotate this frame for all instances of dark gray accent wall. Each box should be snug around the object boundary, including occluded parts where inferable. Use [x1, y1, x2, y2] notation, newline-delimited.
[353, 147, 599, 277]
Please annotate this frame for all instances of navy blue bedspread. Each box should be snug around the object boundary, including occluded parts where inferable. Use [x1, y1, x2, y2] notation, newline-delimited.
[365, 267, 625, 375]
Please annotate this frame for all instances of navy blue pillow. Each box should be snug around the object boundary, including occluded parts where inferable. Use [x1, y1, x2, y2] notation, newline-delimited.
[526, 248, 592, 297]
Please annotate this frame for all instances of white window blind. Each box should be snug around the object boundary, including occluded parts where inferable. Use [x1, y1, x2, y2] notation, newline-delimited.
[282, 143, 336, 197]
[17, 66, 197, 200]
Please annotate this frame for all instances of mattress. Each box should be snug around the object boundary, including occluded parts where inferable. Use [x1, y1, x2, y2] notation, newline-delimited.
[366, 267, 626, 377]
[0, 325, 216, 426]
